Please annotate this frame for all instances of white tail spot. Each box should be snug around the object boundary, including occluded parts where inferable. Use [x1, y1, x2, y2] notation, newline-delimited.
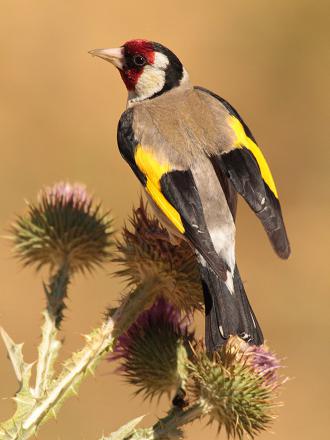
[225, 270, 234, 294]
[219, 325, 225, 338]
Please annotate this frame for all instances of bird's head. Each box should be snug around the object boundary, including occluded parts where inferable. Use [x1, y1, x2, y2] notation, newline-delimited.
[89, 39, 189, 104]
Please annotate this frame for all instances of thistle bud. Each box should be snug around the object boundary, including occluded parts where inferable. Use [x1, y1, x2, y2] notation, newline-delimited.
[110, 297, 194, 400]
[11, 182, 114, 274]
[114, 200, 203, 313]
[189, 337, 283, 438]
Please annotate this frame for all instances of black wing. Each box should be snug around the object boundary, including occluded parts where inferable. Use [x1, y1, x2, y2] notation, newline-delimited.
[160, 169, 229, 280]
[196, 86, 291, 259]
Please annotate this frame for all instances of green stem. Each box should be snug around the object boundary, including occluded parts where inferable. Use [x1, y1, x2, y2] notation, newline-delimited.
[44, 263, 70, 328]
[112, 277, 159, 338]
[33, 310, 61, 399]
[0, 278, 159, 440]
[151, 404, 204, 439]
[102, 403, 204, 440]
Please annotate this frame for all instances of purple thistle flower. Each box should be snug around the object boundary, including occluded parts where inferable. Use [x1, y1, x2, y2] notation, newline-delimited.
[245, 344, 281, 387]
[41, 182, 92, 211]
[110, 297, 193, 399]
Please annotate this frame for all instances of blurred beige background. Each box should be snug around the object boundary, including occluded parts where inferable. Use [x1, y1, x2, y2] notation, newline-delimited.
[0, 0, 329, 439]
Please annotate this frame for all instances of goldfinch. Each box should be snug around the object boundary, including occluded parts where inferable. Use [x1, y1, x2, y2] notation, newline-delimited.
[90, 39, 290, 352]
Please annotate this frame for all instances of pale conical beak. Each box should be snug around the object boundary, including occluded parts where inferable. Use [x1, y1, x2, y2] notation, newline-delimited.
[89, 47, 124, 70]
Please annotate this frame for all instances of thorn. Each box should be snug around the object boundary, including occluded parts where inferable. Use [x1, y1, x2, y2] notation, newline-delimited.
[84, 333, 92, 343]
[87, 365, 96, 376]
[51, 408, 57, 420]
[69, 385, 78, 397]
[61, 363, 72, 373]
[0, 426, 14, 439]
[0, 327, 25, 382]
[12, 419, 20, 432]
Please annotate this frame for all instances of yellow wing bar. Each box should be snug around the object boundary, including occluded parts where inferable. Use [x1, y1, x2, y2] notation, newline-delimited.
[229, 116, 279, 198]
[134, 145, 185, 233]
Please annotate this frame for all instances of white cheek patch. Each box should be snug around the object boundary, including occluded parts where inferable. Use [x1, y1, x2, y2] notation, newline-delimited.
[153, 52, 169, 69]
[135, 65, 166, 100]
[130, 52, 169, 103]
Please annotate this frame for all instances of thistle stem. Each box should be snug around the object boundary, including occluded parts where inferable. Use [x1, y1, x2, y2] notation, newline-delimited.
[151, 403, 204, 439]
[101, 403, 204, 440]
[112, 277, 160, 338]
[33, 263, 70, 398]
[33, 310, 61, 399]
[44, 263, 70, 328]
[0, 278, 159, 440]
[21, 318, 115, 435]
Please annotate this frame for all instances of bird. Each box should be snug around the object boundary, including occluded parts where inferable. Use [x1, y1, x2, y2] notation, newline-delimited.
[89, 39, 290, 353]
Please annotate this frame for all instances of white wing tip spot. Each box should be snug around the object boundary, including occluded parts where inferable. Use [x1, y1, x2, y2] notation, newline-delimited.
[225, 271, 234, 294]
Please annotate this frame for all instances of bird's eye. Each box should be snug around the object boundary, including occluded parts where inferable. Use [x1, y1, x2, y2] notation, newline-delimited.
[133, 55, 146, 67]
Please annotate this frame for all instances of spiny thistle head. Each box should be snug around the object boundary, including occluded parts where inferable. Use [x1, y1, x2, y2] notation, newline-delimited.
[188, 337, 282, 439]
[114, 200, 203, 313]
[11, 182, 114, 274]
[110, 297, 194, 400]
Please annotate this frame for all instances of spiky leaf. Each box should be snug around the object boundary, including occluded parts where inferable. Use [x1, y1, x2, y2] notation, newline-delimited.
[101, 415, 145, 440]
[0, 330, 36, 439]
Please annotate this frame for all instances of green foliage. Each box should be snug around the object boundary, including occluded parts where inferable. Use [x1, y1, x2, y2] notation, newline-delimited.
[0, 329, 37, 439]
[0, 184, 285, 440]
[100, 415, 145, 440]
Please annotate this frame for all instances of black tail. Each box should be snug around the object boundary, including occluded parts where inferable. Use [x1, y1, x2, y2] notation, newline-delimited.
[199, 263, 263, 352]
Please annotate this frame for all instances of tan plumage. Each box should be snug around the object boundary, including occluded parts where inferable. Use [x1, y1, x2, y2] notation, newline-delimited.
[131, 84, 236, 167]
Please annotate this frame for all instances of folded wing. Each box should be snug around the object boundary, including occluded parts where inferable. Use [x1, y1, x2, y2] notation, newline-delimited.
[196, 87, 291, 259]
[117, 109, 229, 281]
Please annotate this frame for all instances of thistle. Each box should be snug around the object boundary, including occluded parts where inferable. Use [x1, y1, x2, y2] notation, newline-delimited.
[12, 182, 113, 273]
[111, 297, 194, 400]
[1, 186, 287, 440]
[11, 182, 114, 326]
[188, 337, 281, 439]
[114, 200, 203, 313]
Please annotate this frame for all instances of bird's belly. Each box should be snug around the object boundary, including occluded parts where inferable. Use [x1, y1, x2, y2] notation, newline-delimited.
[191, 158, 236, 274]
